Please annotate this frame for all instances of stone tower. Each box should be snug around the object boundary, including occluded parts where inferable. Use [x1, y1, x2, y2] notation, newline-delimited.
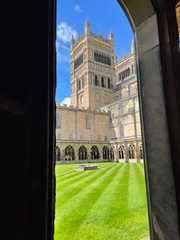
[70, 20, 116, 109]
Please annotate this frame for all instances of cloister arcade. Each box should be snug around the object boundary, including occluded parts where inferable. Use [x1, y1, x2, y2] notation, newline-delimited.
[56, 142, 143, 163]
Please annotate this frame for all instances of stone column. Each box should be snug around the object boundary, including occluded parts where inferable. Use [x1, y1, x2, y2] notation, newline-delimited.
[133, 141, 137, 163]
[115, 143, 119, 162]
[124, 141, 128, 163]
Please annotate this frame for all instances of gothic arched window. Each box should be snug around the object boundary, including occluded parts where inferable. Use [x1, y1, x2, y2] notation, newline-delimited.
[95, 75, 98, 86]
[108, 78, 111, 88]
[78, 145, 87, 160]
[82, 78, 84, 88]
[78, 79, 81, 90]
[91, 145, 99, 160]
[102, 146, 109, 160]
[128, 144, 135, 159]
[64, 145, 75, 160]
[110, 146, 114, 160]
[119, 145, 124, 159]
[101, 77, 105, 87]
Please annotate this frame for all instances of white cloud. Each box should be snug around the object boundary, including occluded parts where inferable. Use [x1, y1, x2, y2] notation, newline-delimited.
[74, 4, 82, 13]
[61, 97, 71, 106]
[61, 45, 69, 50]
[56, 41, 70, 65]
[57, 22, 78, 43]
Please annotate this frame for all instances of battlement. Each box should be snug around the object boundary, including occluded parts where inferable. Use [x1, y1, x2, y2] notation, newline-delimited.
[116, 52, 133, 64]
[90, 32, 112, 43]
[72, 31, 113, 50]
[56, 103, 110, 115]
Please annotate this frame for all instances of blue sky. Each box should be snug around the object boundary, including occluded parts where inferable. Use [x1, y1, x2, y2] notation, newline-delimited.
[56, 0, 133, 104]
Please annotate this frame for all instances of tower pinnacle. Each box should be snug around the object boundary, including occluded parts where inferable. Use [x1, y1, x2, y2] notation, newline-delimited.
[84, 18, 90, 35]
[108, 29, 114, 42]
[70, 35, 75, 50]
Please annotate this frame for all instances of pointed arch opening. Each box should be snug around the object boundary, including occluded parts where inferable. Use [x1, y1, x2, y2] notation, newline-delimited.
[91, 145, 99, 160]
[64, 145, 75, 161]
[102, 145, 110, 160]
[78, 145, 88, 160]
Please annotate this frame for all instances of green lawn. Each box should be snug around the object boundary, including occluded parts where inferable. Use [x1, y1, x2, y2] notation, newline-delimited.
[55, 163, 149, 240]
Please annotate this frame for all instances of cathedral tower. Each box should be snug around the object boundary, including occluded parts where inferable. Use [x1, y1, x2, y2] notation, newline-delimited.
[70, 20, 115, 109]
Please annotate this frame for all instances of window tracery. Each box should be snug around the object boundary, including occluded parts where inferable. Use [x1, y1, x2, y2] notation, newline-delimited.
[91, 145, 99, 159]
[64, 145, 75, 160]
[102, 146, 109, 159]
[78, 145, 87, 160]
[94, 51, 111, 66]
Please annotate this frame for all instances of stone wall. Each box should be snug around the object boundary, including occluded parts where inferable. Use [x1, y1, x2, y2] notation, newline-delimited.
[56, 104, 111, 142]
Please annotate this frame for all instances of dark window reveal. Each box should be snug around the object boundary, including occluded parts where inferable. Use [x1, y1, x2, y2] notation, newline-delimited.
[94, 51, 111, 66]
[74, 53, 83, 69]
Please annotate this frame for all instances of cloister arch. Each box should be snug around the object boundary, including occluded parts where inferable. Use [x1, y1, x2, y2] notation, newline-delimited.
[91, 145, 99, 160]
[64, 145, 75, 161]
[2, 0, 180, 239]
[78, 145, 88, 160]
[102, 145, 110, 160]
[119, 144, 125, 159]
[128, 143, 135, 159]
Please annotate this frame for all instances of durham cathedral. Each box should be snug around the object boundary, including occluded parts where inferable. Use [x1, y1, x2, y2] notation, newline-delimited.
[56, 19, 143, 163]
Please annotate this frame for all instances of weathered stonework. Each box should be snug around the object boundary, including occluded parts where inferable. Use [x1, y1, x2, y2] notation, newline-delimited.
[56, 20, 142, 163]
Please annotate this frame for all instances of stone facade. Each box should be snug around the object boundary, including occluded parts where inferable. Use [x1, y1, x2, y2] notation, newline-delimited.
[56, 20, 143, 163]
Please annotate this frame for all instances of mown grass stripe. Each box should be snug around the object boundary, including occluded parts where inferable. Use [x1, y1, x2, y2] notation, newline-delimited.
[103, 164, 149, 240]
[104, 163, 131, 225]
[56, 162, 114, 176]
[135, 163, 145, 175]
[55, 163, 123, 238]
[127, 164, 147, 207]
[55, 163, 118, 198]
[55, 163, 149, 240]
[56, 163, 115, 184]
[56, 169, 87, 185]
[55, 163, 120, 209]
[72, 164, 127, 240]
[56, 166, 74, 175]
